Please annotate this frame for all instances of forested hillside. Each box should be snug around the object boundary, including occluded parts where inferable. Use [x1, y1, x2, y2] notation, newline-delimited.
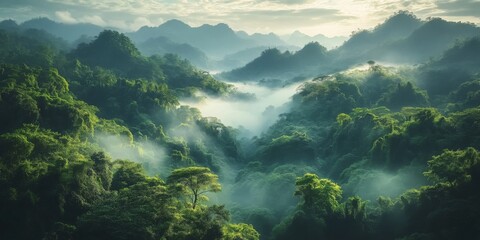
[1, 11, 480, 240]
[0, 26, 258, 240]
[222, 11, 479, 83]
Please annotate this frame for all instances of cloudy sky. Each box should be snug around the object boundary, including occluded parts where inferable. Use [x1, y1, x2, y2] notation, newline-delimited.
[0, 0, 479, 36]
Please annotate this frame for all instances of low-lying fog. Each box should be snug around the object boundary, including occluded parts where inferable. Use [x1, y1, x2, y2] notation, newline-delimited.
[181, 82, 303, 136]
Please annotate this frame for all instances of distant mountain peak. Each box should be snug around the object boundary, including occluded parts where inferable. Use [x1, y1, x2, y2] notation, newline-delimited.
[215, 23, 230, 28]
[252, 32, 276, 37]
[198, 22, 233, 32]
[375, 10, 422, 32]
[22, 17, 56, 26]
[291, 30, 309, 37]
[0, 19, 18, 29]
[161, 19, 190, 28]
[298, 41, 326, 54]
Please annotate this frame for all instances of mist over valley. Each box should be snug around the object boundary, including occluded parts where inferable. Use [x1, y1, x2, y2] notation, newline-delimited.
[1, 2, 480, 240]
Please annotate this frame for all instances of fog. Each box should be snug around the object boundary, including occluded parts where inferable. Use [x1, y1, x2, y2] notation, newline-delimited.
[181, 82, 303, 136]
[96, 133, 169, 176]
[342, 164, 429, 201]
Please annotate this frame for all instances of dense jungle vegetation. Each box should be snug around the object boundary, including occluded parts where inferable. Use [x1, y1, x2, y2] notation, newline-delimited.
[1, 12, 480, 240]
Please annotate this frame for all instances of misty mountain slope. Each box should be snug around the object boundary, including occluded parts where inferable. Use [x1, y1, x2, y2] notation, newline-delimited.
[0, 27, 69, 67]
[231, 59, 480, 239]
[246, 32, 287, 46]
[221, 12, 424, 82]
[217, 45, 300, 71]
[0, 61, 251, 240]
[2, 6, 480, 240]
[283, 30, 347, 49]
[70, 30, 233, 95]
[20, 17, 104, 43]
[72, 30, 145, 76]
[334, 11, 423, 57]
[371, 18, 480, 63]
[0, 19, 19, 30]
[416, 36, 480, 97]
[221, 42, 328, 81]
[138, 36, 211, 69]
[221, 13, 479, 84]
[129, 19, 255, 58]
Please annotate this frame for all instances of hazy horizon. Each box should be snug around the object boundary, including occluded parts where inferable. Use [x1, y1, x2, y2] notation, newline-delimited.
[1, 0, 479, 37]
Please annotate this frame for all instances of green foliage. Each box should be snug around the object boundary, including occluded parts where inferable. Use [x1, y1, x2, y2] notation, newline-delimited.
[150, 54, 233, 95]
[111, 160, 147, 191]
[272, 210, 327, 240]
[377, 82, 429, 110]
[336, 113, 352, 126]
[295, 173, 342, 215]
[167, 166, 221, 209]
[417, 37, 480, 98]
[222, 223, 260, 240]
[448, 79, 480, 110]
[0, 64, 99, 136]
[76, 178, 173, 240]
[2, 14, 480, 240]
[0, 29, 66, 68]
[0, 125, 107, 239]
[223, 42, 328, 81]
[72, 30, 148, 77]
[169, 205, 230, 240]
[294, 79, 363, 120]
[259, 131, 314, 163]
[424, 147, 480, 185]
[343, 196, 367, 220]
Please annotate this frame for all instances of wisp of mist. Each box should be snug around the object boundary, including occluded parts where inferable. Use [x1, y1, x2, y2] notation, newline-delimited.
[181, 82, 302, 135]
[96, 133, 169, 175]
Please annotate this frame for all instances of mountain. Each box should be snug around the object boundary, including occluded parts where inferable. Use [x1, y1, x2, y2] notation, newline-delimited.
[216, 45, 299, 71]
[129, 19, 190, 43]
[138, 36, 210, 69]
[222, 11, 425, 81]
[334, 11, 423, 57]
[128, 19, 256, 58]
[247, 32, 287, 46]
[0, 19, 19, 30]
[372, 18, 480, 63]
[221, 42, 328, 81]
[282, 31, 347, 49]
[328, 12, 479, 70]
[417, 36, 480, 96]
[71, 30, 231, 93]
[3, 11, 480, 240]
[72, 30, 144, 75]
[221, 12, 479, 82]
[20, 17, 104, 43]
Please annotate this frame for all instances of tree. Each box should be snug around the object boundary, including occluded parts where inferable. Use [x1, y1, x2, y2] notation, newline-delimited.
[111, 160, 147, 191]
[294, 173, 342, 215]
[76, 179, 174, 240]
[222, 223, 260, 240]
[424, 147, 480, 185]
[167, 167, 221, 209]
[344, 196, 367, 220]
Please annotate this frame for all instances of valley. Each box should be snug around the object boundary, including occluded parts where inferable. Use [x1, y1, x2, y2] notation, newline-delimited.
[0, 8, 479, 240]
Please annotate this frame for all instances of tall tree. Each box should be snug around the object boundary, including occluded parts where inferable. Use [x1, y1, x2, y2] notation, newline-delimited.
[295, 173, 342, 215]
[167, 167, 221, 209]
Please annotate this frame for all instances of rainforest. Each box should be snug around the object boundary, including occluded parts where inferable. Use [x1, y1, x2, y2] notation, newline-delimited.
[0, 2, 480, 240]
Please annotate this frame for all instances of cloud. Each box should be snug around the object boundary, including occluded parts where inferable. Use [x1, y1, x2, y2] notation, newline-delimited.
[81, 15, 107, 26]
[258, 0, 316, 5]
[0, 0, 478, 37]
[55, 11, 77, 24]
[436, 0, 480, 17]
[181, 82, 302, 135]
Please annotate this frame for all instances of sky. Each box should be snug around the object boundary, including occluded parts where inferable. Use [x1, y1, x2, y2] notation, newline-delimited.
[0, 0, 479, 37]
